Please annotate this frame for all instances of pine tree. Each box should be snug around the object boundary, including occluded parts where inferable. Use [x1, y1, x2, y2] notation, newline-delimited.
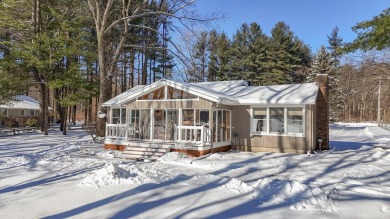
[192, 31, 209, 82]
[327, 27, 344, 121]
[208, 30, 231, 81]
[327, 27, 343, 67]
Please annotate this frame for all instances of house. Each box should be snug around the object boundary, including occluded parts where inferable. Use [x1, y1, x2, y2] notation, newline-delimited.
[0, 95, 43, 127]
[102, 74, 328, 157]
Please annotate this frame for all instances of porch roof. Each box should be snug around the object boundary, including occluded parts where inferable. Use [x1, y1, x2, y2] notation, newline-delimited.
[102, 79, 319, 107]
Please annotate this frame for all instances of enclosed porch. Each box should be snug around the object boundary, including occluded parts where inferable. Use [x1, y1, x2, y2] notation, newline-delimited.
[104, 108, 232, 156]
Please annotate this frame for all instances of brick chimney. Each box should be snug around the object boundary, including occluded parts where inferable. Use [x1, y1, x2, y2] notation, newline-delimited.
[316, 74, 329, 150]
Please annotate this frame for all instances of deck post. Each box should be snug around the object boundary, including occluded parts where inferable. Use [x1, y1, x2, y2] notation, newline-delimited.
[125, 124, 128, 141]
[174, 124, 177, 145]
[200, 125, 204, 146]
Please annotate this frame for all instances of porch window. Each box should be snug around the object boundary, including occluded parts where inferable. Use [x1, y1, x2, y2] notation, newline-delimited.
[287, 108, 303, 133]
[130, 109, 140, 125]
[167, 87, 197, 99]
[213, 109, 231, 142]
[270, 108, 284, 133]
[138, 87, 165, 100]
[182, 109, 194, 126]
[196, 109, 209, 126]
[253, 108, 267, 133]
[112, 108, 126, 124]
[1, 109, 7, 116]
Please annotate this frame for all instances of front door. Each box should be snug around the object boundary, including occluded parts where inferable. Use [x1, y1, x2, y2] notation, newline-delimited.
[153, 109, 165, 140]
[166, 109, 179, 141]
[153, 109, 178, 141]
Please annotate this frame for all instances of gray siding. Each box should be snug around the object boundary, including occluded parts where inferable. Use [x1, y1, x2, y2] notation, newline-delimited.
[231, 105, 315, 154]
[124, 97, 213, 109]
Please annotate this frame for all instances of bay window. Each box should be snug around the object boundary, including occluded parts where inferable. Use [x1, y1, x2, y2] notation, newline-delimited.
[252, 106, 304, 136]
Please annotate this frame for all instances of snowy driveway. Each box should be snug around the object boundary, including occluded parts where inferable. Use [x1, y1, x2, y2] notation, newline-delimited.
[0, 124, 389, 219]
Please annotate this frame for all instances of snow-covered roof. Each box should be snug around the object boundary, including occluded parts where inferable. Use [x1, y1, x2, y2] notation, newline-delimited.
[102, 85, 146, 106]
[102, 79, 319, 107]
[0, 95, 41, 110]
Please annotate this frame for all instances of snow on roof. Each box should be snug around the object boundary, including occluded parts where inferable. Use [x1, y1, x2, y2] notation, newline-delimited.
[102, 85, 146, 106]
[102, 79, 319, 107]
[0, 95, 41, 110]
[229, 83, 318, 105]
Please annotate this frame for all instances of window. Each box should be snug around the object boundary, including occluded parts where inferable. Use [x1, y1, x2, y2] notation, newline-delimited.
[287, 108, 303, 134]
[1, 109, 7, 116]
[213, 109, 231, 142]
[138, 85, 198, 101]
[130, 109, 140, 125]
[182, 109, 194, 126]
[112, 108, 126, 124]
[196, 109, 209, 126]
[138, 87, 165, 100]
[30, 110, 36, 116]
[252, 107, 304, 136]
[19, 109, 28, 116]
[253, 108, 267, 133]
[270, 108, 284, 133]
[167, 87, 197, 99]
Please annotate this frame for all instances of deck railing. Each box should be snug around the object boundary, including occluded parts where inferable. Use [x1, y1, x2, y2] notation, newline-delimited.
[175, 125, 211, 146]
[106, 124, 128, 140]
[105, 123, 211, 146]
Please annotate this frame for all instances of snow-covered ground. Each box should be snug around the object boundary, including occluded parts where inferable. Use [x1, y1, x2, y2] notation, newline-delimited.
[0, 123, 389, 219]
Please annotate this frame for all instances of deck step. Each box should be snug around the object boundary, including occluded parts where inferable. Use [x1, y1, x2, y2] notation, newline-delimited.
[118, 145, 170, 161]
[124, 147, 168, 153]
[127, 142, 173, 149]
[119, 153, 161, 161]
[121, 150, 166, 156]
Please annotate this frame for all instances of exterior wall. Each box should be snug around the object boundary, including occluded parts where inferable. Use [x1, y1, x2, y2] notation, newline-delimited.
[124, 97, 213, 109]
[231, 105, 315, 154]
[0, 108, 40, 126]
[104, 144, 126, 151]
[170, 145, 231, 157]
[315, 74, 329, 150]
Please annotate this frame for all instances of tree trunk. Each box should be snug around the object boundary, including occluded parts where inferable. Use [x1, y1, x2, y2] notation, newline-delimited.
[96, 33, 112, 136]
[129, 48, 135, 88]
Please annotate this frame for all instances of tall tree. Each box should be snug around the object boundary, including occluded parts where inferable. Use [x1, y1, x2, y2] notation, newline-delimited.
[327, 26, 343, 67]
[87, 0, 207, 136]
[345, 7, 390, 51]
[327, 26, 344, 121]
[208, 30, 231, 81]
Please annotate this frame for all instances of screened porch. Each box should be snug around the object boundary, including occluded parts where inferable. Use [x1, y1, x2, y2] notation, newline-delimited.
[105, 108, 231, 147]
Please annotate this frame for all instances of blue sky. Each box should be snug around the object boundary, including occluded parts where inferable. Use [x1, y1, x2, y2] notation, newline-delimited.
[193, 0, 389, 52]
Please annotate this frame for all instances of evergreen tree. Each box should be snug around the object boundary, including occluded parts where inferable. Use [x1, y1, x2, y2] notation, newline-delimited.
[0, 0, 95, 134]
[327, 27, 344, 121]
[327, 27, 343, 67]
[345, 7, 390, 51]
[208, 30, 231, 81]
[192, 31, 208, 82]
[308, 45, 342, 121]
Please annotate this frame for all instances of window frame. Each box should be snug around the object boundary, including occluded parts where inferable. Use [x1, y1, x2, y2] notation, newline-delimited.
[1, 109, 8, 116]
[19, 109, 28, 116]
[251, 105, 305, 137]
[111, 107, 126, 124]
[136, 85, 200, 102]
